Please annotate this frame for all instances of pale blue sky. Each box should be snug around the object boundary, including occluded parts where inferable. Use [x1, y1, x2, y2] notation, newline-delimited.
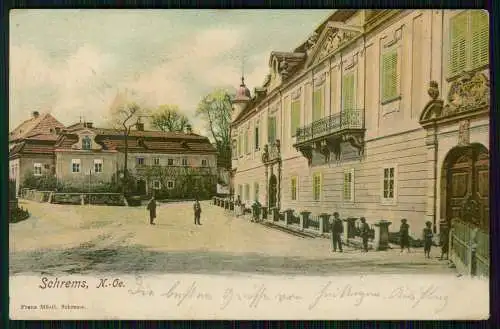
[10, 9, 332, 134]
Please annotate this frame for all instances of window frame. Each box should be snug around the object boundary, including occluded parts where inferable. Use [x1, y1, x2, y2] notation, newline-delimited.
[342, 69, 356, 113]
[312, 85, 325, 123]
[167, 181, 175, 189]
[33, 163, 42, 176]
[343, 168, 355, 202]
[82, 136, 92, 150]
[136, 157, 145, 166]
[201, 159, 208, 167]
[290, 176, 298, 201]
[153, 180, 161, 190]
[167, 158, 174, 166]
[312, 172, 322, 202]
[381, 165, 398, 205]
[254, 123, 260, 151]
[290, 99, 301, 138]
[153, 157, 160, 166]
[93, 159, 103, 174]
[380, 46, 401, 105]
[71, 159, 81, 173]
[181, 158, 188, 166]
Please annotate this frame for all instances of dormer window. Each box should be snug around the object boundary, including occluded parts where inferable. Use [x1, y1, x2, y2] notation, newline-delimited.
[82, 136, 91, 150]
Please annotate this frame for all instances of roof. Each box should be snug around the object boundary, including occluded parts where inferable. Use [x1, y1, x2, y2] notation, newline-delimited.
[9, 139, 57, 159]
[9, 113, 65, 142]
[54, 125, 218, 155]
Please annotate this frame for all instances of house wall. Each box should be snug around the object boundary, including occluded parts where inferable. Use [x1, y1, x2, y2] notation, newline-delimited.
[55, 151, 119, 186]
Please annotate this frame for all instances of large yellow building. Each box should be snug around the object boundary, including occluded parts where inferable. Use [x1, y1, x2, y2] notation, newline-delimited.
[230, 9, 490, 237]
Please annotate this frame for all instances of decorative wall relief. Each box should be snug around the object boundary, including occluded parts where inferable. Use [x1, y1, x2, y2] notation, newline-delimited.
[443, 72, 490, 117]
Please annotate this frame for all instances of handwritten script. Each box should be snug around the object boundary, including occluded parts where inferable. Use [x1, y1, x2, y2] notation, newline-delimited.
[127, 276, 449, 314]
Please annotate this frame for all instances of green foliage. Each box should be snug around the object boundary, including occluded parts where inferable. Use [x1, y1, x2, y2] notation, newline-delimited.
[196, 89, 233, 168]
[150, 104, 191, 132]
[21, 171, 60, 191]
[9, 206, 30, 223]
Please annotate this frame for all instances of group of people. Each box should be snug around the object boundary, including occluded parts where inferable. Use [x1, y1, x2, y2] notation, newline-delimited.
[146, 196, 203, 226]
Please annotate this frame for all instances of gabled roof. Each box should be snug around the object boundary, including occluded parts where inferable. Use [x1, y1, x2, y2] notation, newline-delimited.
[9, 113, 65, 143]
[9, 138, 57, 159]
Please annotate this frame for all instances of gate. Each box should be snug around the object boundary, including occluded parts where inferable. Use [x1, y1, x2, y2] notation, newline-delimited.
[449, 218, 489, 277]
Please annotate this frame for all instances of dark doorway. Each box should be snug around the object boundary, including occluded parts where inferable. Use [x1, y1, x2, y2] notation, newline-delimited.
[137, 179, 147, 196]
[441, 143, 489, 230]
[269, 174, 277, 209]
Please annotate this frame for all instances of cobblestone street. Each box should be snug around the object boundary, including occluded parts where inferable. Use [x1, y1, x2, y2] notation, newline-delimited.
[10, 200, 457, 276]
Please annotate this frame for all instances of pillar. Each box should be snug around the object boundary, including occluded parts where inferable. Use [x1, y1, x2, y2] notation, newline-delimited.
[319, 213, 331, 234]
[425, 129, 438, 233]
[300, 211, 311, 230]
[284, 209, 294, 225]
[343, 217, 358, 242]
[373, 220, 391, 251]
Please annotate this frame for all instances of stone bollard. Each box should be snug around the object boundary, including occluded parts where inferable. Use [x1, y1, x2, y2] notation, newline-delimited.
[319, 213, 331, 234]
[230, 200, 234, 211]
[283, 209, 294, 226]
[373, 220, 392, 251]
[80, 194, 85, 206]
[271, 207, 280, 222]
[212, 196, 216, 205]
[300, 211, 311, 230]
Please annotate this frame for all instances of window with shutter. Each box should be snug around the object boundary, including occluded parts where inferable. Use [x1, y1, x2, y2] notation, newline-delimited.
[245, 128, 250, 154]
[470, 10, 489, 70]
[449, 12, 468, 76]
[268, 117, 276, 143]
[312, 87, 323, 122]
[290, 100, 301, 137]
[313, 173, 322, 201]
[254, 125, 260, 150]
[381, 50, 399, 102]
[342, 72, 355, 112]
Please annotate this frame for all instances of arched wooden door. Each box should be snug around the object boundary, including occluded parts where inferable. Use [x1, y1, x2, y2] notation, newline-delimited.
[444, 144, 489, 230]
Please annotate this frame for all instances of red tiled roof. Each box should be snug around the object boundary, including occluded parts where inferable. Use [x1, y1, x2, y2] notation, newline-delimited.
[9, 113, 65, 142]
[9, 140, 56, 158]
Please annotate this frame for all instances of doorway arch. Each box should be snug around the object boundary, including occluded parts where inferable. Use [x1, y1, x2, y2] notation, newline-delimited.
[440, 143, 489, 230]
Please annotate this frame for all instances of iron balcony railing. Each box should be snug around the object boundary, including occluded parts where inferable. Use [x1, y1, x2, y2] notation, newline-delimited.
[296, 109, 365, 144]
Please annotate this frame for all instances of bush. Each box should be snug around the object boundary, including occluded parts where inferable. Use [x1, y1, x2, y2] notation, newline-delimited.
[9, 206, 30, 223]
[21, 172, 60, 191]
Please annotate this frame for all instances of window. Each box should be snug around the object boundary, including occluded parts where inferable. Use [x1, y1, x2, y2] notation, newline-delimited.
[72, 159, 81, 173]
[136, 157, 145, 166]
[312, 86, 324, 122]
[268, 116, 277, 143]
[238, 134, 243, 157]
[182, 158, 188, 166]
[167, 181, 175, 189]
[449, 10, 489, 77]
[82, 136, 91, 150]
[342, 72, 355, 112]
[343, 169, 355, 202]
[290, 99, 301, 137]
[255, 124, 260, 150]
[201, 159, 208, 166]
[245, 184, 250, 201]
[238, 184, 243, 199]
[245, 128, 250, 154]
[232, 139, 238, 158]
[254, 182, 259, 201]
[382, 166, 397, 203]
[380, 48, 400, 103]
[153, 157, 160, 166]
[167, 158, 174, 166]
[34, 163, 42, 176]
[290, 176, 298, 201]
[153, 180, 161, 190]
[94, 159, 103, 173]
[313, 173, 322, 201]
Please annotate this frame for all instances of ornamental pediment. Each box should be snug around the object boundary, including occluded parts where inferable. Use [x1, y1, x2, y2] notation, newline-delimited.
[71, 129, 102, 150]
[305, 22, 363, 68]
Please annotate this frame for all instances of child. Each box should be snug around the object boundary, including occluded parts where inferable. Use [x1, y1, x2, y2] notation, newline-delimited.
[423, 221, 434, 259]
[399, 218, 410, 253]
[359, 217, 370, 253]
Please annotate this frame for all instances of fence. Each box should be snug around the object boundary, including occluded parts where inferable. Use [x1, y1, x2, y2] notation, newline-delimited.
[450, 218, 489, 277]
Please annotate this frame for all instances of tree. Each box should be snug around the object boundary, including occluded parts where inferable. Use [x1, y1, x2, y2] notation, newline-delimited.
[150, 105, 191, 132]
[196, 89, 233, 168]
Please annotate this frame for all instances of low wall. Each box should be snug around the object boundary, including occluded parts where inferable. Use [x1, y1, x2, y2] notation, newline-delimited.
[20, 188, 127, 206]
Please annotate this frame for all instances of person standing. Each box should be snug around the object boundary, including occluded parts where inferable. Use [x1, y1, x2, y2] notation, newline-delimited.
[235, 195, 242, 217]
[359, 217, 370, 253]
[146, 196, 157, 225]
[193, 198, 202, 225]
[423, 221, 434, 259]
[331, 212, 343, 252]
[399, 218, 411, 254]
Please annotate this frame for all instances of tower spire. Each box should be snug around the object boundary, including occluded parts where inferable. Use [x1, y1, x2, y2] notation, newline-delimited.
[240, 50, 246, 87]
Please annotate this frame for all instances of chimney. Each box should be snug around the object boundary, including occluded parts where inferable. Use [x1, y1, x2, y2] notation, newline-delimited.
[32, 111, 40, 119]
[185, 124, 192, 134]
[136, 122, 144, 131]
[85, 122, 93, 128]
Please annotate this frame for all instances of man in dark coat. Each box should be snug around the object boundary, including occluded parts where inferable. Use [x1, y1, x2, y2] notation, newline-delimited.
[399, 218, 410, 253]
[146, 196, 157, 225]
[423, 221, 434, 259]
[359, 217, 370, 252]
[331, 212, 344, 252]
[193, 197, 202, 225]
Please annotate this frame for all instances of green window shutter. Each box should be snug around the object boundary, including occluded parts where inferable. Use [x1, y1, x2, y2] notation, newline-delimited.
[342, 73, 355, 112]
[381, 50, 398, 102]
[343, 172, 350, 200]
[268, 117, 276, 143]
[449, 12, 469, 76]
[470, 10, 489, 70]
[312, 88, 323, 122]
[290, 100, 301, 137]
[255, 126, 259, 150]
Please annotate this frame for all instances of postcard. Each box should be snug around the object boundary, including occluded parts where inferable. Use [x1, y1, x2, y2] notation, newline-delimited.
[9, 9, 490, 320]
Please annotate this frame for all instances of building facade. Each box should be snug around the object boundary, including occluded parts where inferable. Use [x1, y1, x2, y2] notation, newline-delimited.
[10, 117, 219, 199]
[230, 9, 490, 236]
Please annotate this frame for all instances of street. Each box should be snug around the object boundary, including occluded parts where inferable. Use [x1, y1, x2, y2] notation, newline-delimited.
[10, 200, 456, 276]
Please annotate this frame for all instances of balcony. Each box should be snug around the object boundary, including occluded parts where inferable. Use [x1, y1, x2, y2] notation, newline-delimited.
[293, 109, 365, 165]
